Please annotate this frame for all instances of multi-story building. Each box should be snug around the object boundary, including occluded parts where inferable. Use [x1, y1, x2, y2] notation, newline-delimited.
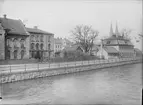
[0, 15, 30, 60]
[0, 15, 54, 60]
[26, 26, 54, 59]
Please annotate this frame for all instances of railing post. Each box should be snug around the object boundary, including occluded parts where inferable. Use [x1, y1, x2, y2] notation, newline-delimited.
[37, 63, 39, 71]
[59, 63, 60, 68]
[9, 65, 11, 73]
[49, 62, 50, 68]
[25, 64, 26, 72]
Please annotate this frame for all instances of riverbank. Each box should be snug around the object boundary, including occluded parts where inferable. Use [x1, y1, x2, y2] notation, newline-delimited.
[0, 58, 142, 84]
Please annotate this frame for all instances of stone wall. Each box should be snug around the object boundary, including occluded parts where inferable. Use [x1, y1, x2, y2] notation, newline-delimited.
[0, 59, 141, 84]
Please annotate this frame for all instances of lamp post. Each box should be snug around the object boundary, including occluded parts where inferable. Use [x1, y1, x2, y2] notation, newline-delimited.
[100, 39, 103, 59]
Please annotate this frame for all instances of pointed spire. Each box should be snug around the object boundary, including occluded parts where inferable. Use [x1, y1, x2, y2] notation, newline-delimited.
[110, 23, 113, 36]
[115, 21, 119, 36]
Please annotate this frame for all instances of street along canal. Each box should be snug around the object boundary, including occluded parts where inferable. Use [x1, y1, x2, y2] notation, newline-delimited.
[0, 63, 142, 105]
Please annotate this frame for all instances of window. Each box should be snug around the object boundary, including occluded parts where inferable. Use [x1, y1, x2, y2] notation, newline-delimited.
[14, 50, 18, 59]
[40, 35, 43, 42]
[36, 43, 39, 50]
[7, 50, 10, 59]
[36, 35, 39, 42]
[21, 50, 25, 59]
[48, 36, 51, 42]
[7, 38, 10, 47]
[48, 44, 51, 50]
[31, 43, 35, 50]
[20, 39, 25, 49]
[31, 35, 34, 42]
[40, 43, 44, 50]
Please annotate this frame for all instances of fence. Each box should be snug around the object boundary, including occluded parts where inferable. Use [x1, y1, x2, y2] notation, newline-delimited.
[0, 57, 141, 74]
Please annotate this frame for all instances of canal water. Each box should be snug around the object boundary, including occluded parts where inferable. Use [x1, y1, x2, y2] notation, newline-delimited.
[0, 63, 142, 105]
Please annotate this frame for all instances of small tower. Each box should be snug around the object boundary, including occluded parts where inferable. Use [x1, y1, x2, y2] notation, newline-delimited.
[110, 23, 113, 36]
[115, 22, 119, 36]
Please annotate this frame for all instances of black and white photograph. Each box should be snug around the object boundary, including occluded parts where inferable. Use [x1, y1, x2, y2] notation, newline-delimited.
[0, 0, 142, 104]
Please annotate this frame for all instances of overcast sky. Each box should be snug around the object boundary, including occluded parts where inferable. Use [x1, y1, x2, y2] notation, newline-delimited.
[0, 0, 142, 49]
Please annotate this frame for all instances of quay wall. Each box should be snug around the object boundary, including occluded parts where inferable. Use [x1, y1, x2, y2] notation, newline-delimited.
[0, 58, 142, 84]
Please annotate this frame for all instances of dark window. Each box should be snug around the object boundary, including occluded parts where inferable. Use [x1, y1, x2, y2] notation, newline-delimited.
[31, 43, 35, 50]
[48, 44, 51, 50]
[7, 50, 10, 59]
[40, 44, 44, 50]
[14, 50, 18, 59]
[21, 50, 24, 59]
[36, 43, 39, 50]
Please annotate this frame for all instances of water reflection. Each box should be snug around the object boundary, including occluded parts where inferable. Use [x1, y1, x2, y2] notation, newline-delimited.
[1, 63, 142, 104]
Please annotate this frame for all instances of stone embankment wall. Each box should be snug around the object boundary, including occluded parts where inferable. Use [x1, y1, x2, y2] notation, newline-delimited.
[0, 59, 142, 84]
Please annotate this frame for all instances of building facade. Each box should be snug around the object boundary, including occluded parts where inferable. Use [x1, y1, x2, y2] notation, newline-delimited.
[27, 26, 54, 59]
[0, 15, 54, 60]
[0, 15, 30, 60]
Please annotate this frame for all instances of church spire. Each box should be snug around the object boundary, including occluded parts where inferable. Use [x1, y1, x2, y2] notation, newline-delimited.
[110, 23, 113, 36]
[115, 21, 119, 36]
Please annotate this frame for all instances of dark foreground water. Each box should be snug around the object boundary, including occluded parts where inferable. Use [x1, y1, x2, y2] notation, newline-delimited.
[0, 63, 142, 105]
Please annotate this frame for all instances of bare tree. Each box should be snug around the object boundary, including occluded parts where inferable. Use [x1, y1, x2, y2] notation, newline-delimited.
[71, 25, 99, 53]
[120, 28, 132, 40]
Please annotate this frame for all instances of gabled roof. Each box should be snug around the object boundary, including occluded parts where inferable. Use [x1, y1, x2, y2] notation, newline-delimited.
[26, 27, 54, 35]
[0, 17, 29, 35]
[103, 46, 118, 53]
[63, 44, 84, 52]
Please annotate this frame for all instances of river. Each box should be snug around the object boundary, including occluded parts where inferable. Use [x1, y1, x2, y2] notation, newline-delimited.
[0, 63, 142, 105]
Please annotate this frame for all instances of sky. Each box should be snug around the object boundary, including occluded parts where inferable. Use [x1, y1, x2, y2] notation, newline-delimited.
[0, 0, 142, 49]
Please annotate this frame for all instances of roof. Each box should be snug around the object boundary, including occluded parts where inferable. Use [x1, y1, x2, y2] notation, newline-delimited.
[0, 17, 29, 36]
[103, 46, 118, 53]
[63, 44, 84, 52]
[26, 27, 54, 35]
[102, 35, 133, 46]
[134, 48, 142, 53]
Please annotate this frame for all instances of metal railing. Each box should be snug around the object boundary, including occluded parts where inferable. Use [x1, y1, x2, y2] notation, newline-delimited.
[0, 57, 141, 74]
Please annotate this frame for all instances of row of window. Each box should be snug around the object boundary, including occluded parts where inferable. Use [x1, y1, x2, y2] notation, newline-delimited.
[7, 38, 25, 47]
[6, 50, 25, 59]
[55, 45, 62, 48]
[30, 35, 44, 42]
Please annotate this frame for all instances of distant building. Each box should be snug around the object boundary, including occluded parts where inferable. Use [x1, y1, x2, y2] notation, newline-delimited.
[0, 15, 54, 60]
[54, 37, 63, 53]
[134, 48, 142, 57]
[61, 44, 84, 57]
[54, 37, 73, 57]
[97, 23, 135, 59]
[26, 26, 54, 59]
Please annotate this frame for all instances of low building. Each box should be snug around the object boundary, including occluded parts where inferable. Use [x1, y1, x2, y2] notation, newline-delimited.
[134, 48, 142, 57]
[61, 44, 84, 57]
[26, 26, 54, 59]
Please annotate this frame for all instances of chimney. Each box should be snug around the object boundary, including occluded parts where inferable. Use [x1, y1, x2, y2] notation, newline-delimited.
[34, 26, 38, 29]
[3, 14, 7, 19]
